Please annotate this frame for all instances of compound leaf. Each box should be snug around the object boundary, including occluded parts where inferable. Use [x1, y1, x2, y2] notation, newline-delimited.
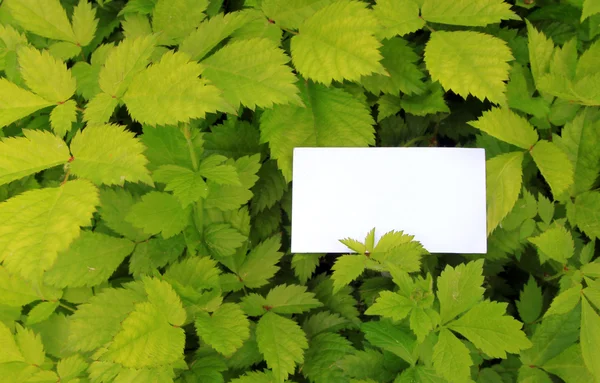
[331, 255, 368, 294]
[50, 99, 77, 137]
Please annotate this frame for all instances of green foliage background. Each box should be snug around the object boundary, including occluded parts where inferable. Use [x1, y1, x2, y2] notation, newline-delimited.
[0, 0, 599, 382]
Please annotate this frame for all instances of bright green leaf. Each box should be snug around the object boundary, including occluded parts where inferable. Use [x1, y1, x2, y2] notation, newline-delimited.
[372, 0, 424, 39]
[196, 303, 250, 356]
[530, 140, 574, 201]
[72, 0, 98, 46]
[291, 0, 386, 84]
[580, 297, 600, 381]
[486, 151, 524, 234]
[421, 0, 519, 26]
[126, 191, 191, 239]
[469, 107, 538, 149]
[437, 259, 485, 324]
[425, 31, 513, 104]
[18, 46, 76, 103]
[5, 0, 76, 42]
[528, 224, 574, 264]
[50, 99, 77, 137]
[432, 328, 473, 383]
[0, 129, 70, 186]
[70, 123, 153, 186]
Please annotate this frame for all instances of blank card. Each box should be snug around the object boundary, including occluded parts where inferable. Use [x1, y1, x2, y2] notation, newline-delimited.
[291, 148, 487, 254]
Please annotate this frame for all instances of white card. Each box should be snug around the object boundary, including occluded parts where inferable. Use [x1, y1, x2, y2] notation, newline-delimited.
[291, 147, 487, 254]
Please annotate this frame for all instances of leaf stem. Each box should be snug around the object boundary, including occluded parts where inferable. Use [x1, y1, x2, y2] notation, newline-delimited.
[58, 301, 76, 313]
[182, 124, 199, 171]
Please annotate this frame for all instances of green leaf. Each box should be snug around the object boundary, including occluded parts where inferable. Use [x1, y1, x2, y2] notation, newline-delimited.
[409, 307, 439, 342]
[518, 367, 552, 383]
[361, 319, 416, 364]
[421, 0, 519, 26]
[437, 259, 485, 324]
[84, 89, 119, 125]
[0, 321, 23, 363]
[554, 108, 600, 196]
[256, 311, 308, 382]
[72, 0, 98, 46]
[204, 223, 246, 258]
[205, 154, 261, 211]
[521, 308, 581, 366]
[67, 285, 144, 352]
[50, 99, 77, 137]
[516, 277, 543, 324]
[372, 0, 424, 39]
[400, 81, 450, 116]
[237, 235, 283, 288]
[542, 344, 595, 383]
[5, 0, 76, 42]
[98, 35, 156, 98]
[251, 160, 288, 214]
[57, 354, 88, 381]
[179, 11, 252, 61]
[124, 51, 229, 126]
[0, 129, 70, 186]
[574, 191, 600, 240]
[544, 285, 581, 318]
[104, 301, 185, 368]
[291, 0, 386, 84]
[0, 79, 53, 128]
[582, 0, 600, 21]
[14, 324, 45, 365]
[468, 108, 538, 149]
[526, 21, 555, 90]
[448, 300, 532, 358]
[425, 31, 513, 104]
[153, 165, 208, 206]
[261, 0, 332, 30]
[302, 310, 350, 338]
[260, 81, 374, 181]
[364, 291, 413, 321]
[70, 123, 153, 186]
[361, 37, 426, 96]
[432, 328, 473, 383]
[44, 231, 134, 288]
[199, 155, 241, 185]
[201, 38, 301, 110]
[230, 370, 278, 383]
[25, 301, 59, 325]
[332, 255, 368, 294]
[528, 224, 574, 263]
[98, 187, 149, 241]
[196, 303, 250, 356]
[141, 125, 191, 171]
[486, 151, 524, 234]
[396, 366, 447, 383]
[263, 284, 323, 314]
[0, 266, 39, 307]
[152, 0, 208, 45]
[530, 140, 574, 201]
[303, 332, 353, 382]
[126, 191, 191, 239]
[0, 180, 98, 279]
[18, 46, 76, 103]
[537, 194, 554, 225]
[581, 297, 600, 381]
